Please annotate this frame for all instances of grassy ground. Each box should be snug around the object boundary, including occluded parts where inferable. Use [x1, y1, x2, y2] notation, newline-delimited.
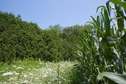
[0, 59, 76, 84]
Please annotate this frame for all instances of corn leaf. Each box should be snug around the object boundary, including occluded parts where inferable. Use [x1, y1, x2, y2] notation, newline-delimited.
[115, 5, 124, 32]
[97, 6, 110, 36]
[107, 36, 118, 42]
[121, 33, 126, 47]
[109, 0, 126, 11]
[97, 72, 126, 84]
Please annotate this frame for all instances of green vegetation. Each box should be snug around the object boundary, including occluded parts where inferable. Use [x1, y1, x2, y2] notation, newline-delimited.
[0, 12, 86, 63]
[0, 60, 76, 84]
[69, 0, 126, 83]
[0, 0, 126, 83]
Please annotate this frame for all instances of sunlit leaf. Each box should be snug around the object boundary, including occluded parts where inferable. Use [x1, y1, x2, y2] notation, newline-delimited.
[115, 4, 124, 32]
[97, 5, 110, 36]
[109, 0, 126, 11]
[107, 36, 118, 42]
[97, 72, 126, 84]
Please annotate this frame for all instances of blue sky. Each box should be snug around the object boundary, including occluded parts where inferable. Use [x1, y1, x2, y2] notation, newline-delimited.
[0, 0, 107, 29]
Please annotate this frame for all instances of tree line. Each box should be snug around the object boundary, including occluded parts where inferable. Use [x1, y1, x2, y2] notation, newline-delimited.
[0, 12, 88, 63]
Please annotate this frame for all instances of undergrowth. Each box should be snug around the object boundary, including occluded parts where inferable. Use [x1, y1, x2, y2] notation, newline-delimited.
[0, 59, 76, 84]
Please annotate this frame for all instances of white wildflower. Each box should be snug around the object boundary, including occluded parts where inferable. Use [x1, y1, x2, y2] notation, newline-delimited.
[43, 74, 47, 78]
[22, 80, 28, 83]
[48, 82, 52, 84]
[36, 78, 39, 80]
[17, 67, 24, 70]
[13, 71, 19, 75]
[28, 68, 31, 70]
[34, 68, 38, 71]
[47, 68, 52, 72]
[39, 62, 42, 65]
[9, 77, 15, 81]
[29, 73, 33, 76]
[59, 81, 62, 84]
[2, 72, 13, 76]
[12, 65, 16, 68]
[24, 74, 27, 77]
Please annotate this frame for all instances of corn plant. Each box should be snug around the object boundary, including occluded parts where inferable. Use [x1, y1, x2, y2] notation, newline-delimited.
[71, 0, 126, 83]
[92, 0, 126, 83]
[95, 0, 126, 83]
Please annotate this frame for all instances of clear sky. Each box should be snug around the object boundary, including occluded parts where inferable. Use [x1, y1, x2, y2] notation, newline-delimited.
[0, 0, 107, 29]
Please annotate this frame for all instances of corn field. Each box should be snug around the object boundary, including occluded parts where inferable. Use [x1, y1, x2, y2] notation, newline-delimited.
[71, 0, 126, 83]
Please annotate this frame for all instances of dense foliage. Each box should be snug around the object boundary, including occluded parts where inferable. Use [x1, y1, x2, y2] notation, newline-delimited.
[0, 12, 86, 63]
[70, 0, 126, 83]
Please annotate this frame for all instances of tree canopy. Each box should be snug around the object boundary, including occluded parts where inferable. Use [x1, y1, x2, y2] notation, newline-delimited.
[0, 12, 88, 63]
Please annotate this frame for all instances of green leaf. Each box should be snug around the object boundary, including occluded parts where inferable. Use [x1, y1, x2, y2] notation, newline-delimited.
[107, 36, 118, 42]
[106, 1, 110, 16]
[115, 4, 124, 32]
[97, 5, 110, 36]
[109, 0, 126, 11]
[121, 33, 126, 47]
[97, 72, 126, 84]
[88, 21, 104, 38]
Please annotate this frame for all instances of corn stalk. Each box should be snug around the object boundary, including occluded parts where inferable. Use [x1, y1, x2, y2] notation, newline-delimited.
[74, 0, 126, 83]
[93, 0, 126, 83]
